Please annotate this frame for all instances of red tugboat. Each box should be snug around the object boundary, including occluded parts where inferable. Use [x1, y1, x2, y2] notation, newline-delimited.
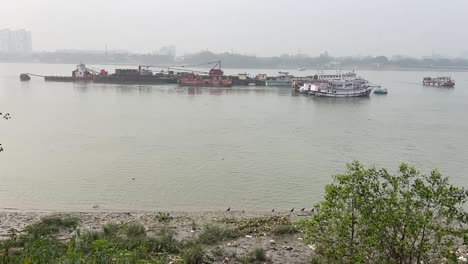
[177, 61, 232, 87]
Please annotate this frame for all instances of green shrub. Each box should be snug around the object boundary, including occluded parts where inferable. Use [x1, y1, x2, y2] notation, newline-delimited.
[253, 247, 266, 261]
[237, 248, 267, 263]
[124, 223, 146, 238]
[181, 243, 204, 264]
[156, 212, 172, 223]
[102, 223, 119, 237]
[21, 237, 66, 263]
[148, 227, 180, 254]
[301, 161, 468, 264]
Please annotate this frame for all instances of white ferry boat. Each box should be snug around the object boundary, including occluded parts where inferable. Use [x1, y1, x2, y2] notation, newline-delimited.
[314, 77, 373, 97]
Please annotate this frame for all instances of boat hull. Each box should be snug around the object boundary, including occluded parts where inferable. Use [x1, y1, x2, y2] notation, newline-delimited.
[315, 88, 372, 97]
[178, 79, 232, 87]
[374, 90, 388, 94]
[94, 75, 177, 84]
[423, 83, 455, 88]
[231, 78, 266, 86]
[44, 76, 95, 82]
[265, 80, 291, 87]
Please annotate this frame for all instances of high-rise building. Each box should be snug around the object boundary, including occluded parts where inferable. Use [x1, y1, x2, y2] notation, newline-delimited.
[0, 29, 32, 54]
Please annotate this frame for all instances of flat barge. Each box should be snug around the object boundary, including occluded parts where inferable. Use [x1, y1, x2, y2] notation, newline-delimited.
[42, 64, 178, 84]
[230, 73, 266, 86]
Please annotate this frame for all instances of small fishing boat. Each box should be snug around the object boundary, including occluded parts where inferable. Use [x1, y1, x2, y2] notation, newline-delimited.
[373, 86, 388, 94]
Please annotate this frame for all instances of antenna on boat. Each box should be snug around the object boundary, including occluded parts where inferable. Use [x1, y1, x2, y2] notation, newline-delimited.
[339, 64, 342, 80]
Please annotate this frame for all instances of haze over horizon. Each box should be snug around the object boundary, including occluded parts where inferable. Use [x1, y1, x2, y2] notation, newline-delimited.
[1, 0, 468, 58]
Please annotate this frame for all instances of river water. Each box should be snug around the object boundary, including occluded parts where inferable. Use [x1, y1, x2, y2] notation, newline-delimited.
[0, 63, 467, 211]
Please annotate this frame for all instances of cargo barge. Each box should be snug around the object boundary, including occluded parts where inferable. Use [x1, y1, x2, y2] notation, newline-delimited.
[42, 64, 177, 84]
[230, 73, 266, 86]
[177, 61, 232, 87]
[94, 67, 177, 84]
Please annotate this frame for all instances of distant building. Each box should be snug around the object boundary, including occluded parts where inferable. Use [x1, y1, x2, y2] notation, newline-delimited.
[155, 45, 176, 58]
[0, 29, 32, 54]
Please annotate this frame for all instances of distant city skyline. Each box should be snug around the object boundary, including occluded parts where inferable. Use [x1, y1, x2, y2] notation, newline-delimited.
[1, 0, 468, 58]
[0, 28, 466, 60]
[0, 28, 32, 55]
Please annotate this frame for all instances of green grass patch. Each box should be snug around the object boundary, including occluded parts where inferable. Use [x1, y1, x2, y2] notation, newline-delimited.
[237, 247, 268, 263]
[211, 246, 225, 257]
[25, 216, 78, 238]
[271, 224, 299, 236]
[0, 218, 189, 263]
[198, 225, 240, 245]
[181, 243, 204, 264]
[148, 227, 181, 254]
[219, 216, 295, 235]
[253, 247, 267, 261]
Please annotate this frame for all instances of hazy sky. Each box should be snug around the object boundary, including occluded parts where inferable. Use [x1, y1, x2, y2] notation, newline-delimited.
[1, 0, 468, 57]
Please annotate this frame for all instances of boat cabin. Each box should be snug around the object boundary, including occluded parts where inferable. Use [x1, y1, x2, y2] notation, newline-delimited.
[238, 73, 249, 80]
[72, 64, 94, 78]
[209, 68, 224, 76]
[256, 74, 267, 80]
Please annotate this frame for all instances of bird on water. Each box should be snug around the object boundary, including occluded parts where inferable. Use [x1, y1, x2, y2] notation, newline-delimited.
[290, 208, 294, 212]
[226, 206, 230, 212]
[301, 208, 305, 212]
[271, 209, 275, 212]
[311, 208, 315, 213]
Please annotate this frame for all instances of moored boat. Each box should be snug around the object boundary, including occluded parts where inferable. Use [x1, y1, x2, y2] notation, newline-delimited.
[230, 73, 265, 86]
[298, 83, 317, 95]
[265, 72, 293, 87]
[373, 86, 388, 94]
[423, 76, 455, 87]
[19, 73, 31, 81]
[44, 64, 97, 82]
[178, 61, 232, 87]
[314, 77, 373, 97]
[94, 67, 177, 84]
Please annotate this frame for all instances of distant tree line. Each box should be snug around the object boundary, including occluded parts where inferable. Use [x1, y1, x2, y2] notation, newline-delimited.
[2, 50, 468, 70]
